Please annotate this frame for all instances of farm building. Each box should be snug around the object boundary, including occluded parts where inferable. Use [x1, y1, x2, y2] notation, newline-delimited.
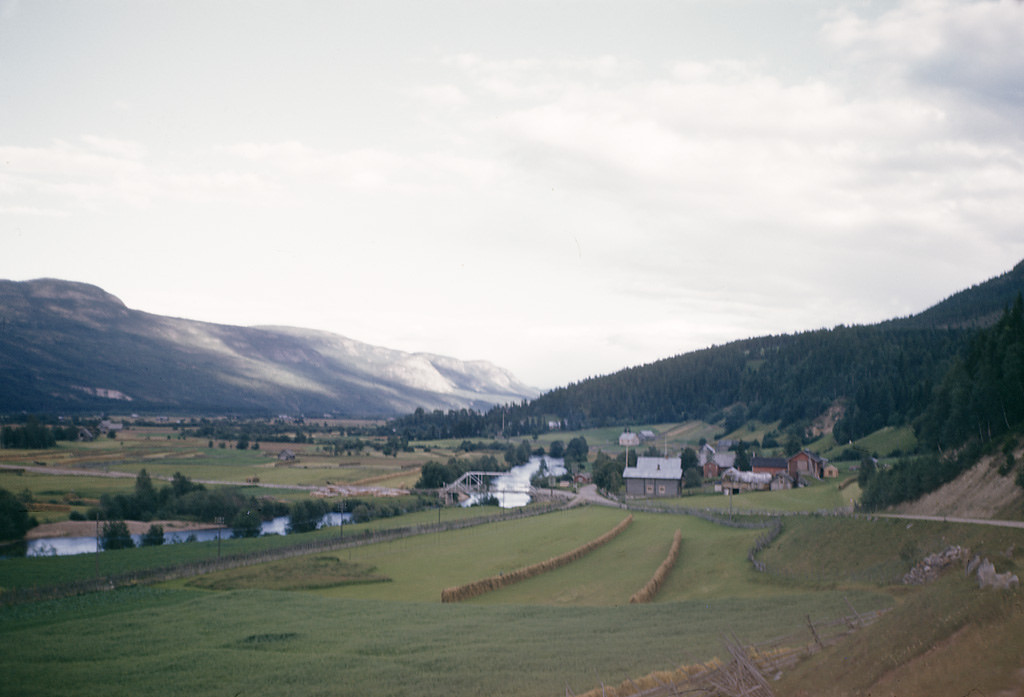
[720, 467, 772, 493]
[770, 472, 795, 491]
[751, 456, 788, 476]
[623, 457, 683, 497]
[699, 443, 736, 478]
[619, 431, 641, 447]
[788, 450, 827, 479]
[824, 464, 839, 478]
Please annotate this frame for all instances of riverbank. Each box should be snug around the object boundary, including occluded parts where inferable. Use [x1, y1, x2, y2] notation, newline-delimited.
[26, 519, 222, 540]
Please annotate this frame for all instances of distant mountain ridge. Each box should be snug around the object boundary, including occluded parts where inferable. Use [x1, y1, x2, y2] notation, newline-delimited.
[0, 278, 538, 416]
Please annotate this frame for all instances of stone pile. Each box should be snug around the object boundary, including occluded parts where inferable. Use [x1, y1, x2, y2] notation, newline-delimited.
[903, 545, 967, 585]
[902, 544, 1020, 590]
[970, 556, 1020, 590]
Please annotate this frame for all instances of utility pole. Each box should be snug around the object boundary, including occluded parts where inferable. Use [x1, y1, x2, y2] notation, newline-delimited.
[95, 511, 100, 577]
[215, 516, 224, 559]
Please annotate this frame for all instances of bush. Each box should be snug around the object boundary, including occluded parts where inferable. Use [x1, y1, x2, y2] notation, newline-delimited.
[140, 524, 165, 546]
[288, 499, 330, 534]
[101, 520, 135, 550]
[0, 488, 33, 541]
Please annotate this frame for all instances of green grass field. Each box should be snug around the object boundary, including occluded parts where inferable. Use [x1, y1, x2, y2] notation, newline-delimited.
[1, 505, 899, 697]
[638, 477, 861, 514]
[4, 421, 1023, 696]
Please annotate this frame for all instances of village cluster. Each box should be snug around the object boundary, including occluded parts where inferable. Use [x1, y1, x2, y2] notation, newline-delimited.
[618, 431, 837, 498]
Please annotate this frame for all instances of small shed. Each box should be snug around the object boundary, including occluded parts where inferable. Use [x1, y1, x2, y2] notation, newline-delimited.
[278, 449, 296, 462]
[770, 472, 795, 491]
[823, 464, 839, 478]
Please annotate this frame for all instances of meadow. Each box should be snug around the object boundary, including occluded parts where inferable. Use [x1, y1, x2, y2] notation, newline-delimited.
[2, 421, 1021, 696]
[1, 505, 900, 697]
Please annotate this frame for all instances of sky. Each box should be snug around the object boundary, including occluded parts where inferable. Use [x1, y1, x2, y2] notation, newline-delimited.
[2, 0, 1023, 390]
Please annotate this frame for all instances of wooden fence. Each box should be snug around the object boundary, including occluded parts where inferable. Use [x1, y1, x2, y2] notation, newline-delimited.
[566, 605, 888, 697]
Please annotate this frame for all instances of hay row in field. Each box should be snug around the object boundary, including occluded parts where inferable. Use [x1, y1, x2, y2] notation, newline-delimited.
[440, 514, 633, 603]
[629, 528, 682, 604]
[572, 658, 723, 697]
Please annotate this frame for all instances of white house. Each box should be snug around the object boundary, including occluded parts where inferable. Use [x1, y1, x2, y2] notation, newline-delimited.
[619, 431, 641, 447]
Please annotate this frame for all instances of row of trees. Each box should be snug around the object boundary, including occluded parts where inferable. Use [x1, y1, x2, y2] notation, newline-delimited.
[0, 416, 82, 449]
[90, 470, 290, 537]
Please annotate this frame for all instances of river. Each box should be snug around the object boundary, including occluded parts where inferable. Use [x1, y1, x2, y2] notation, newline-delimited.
[14, 456, 566, 557]
[17, 511, 353, 558]
[460, 455, 567, 508]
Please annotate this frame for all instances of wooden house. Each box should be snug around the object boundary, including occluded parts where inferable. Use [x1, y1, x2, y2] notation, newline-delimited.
[623, 457, 683, 497]
[751, 456, 788, 476]
[788, 450, 827, 479]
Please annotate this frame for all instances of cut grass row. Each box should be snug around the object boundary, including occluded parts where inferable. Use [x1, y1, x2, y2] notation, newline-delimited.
[630, 528, 682, 604]
[440, 514, 633, 602]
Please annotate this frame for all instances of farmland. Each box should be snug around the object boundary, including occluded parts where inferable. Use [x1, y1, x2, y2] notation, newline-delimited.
[2, 420, 1023, 696]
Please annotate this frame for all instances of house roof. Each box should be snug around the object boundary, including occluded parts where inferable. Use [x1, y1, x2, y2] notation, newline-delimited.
[750, 456, 788, 471]
[623, 457, 682, 480]
[712, 452, 737, 469]
[789, 449, 826, 463]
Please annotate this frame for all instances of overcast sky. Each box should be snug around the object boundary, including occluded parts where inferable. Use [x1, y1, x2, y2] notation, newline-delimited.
[2, 0, 1023, 390]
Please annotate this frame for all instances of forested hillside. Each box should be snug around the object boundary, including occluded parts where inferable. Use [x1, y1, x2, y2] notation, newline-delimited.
[860, 297, 1024, 509]
[516, 260, 1024, 439]
[386, 260, 1024, 450]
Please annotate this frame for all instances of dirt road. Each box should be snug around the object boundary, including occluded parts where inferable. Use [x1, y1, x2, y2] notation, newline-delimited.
[874, 513, 1024, 529]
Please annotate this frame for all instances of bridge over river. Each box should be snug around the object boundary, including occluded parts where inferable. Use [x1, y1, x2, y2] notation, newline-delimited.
[440, 470, 541, 506]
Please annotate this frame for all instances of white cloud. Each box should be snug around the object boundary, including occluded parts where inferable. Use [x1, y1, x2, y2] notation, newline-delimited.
[3, 0, 1024, 389]
[822, 0, 1024, 128]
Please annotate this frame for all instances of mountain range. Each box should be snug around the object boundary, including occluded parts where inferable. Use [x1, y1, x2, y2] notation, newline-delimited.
[0, 279, 538, 417]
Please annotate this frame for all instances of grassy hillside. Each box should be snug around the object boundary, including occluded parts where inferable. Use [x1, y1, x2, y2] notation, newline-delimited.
[4, 418, 1023, 696]
[2, 506, 898, 697]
